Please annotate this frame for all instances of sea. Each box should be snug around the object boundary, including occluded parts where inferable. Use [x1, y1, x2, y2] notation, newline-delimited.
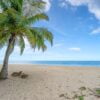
[0, 61, 100, 67]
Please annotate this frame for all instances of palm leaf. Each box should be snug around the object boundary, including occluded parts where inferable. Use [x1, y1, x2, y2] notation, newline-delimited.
[30, 27, 53, 45]
[21, 13, 49, 26]
[23, 0, 46, 17]
[18, 35, 25, 55]
[0, 32, 11, 48]
[25, 27, 53, 51]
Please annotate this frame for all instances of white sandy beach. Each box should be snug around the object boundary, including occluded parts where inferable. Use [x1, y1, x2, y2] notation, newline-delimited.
[0, 64, 100, 100]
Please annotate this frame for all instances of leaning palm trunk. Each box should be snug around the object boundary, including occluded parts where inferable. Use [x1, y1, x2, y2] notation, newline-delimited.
[0, 35, 15, 79]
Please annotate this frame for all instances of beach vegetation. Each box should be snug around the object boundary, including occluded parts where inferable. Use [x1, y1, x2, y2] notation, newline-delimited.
[0, 0, 53, 79]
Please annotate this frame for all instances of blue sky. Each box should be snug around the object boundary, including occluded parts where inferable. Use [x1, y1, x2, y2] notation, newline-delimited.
[1, 0, 100, 61]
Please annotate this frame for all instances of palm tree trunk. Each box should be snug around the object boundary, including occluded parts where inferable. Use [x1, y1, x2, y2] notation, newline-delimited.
[0, 35, 15, 79]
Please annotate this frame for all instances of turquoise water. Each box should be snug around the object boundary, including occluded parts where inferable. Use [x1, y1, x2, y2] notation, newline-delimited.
[31, 61, 100, 66]
[0, 61, 100, 67]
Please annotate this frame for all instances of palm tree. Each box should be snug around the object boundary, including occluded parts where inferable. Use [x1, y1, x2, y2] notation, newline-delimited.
[0, 0, 53, 79]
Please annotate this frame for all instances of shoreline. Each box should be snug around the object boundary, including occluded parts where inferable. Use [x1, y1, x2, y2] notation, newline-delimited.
[1, 64, 100, 68]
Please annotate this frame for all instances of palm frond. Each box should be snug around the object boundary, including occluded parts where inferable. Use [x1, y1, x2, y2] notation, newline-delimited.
[0, 32, 11, 48]
[23, 0, 46, 17]
[24, 27, 53, 51]
[0, 0, 8, 11]
[30, 27, 53, 46]
[32, 1, 46, 9]
[18, 35, 25, 55]
[24, 29, 36, 49]
[19, 13, 49, 26]
[0, 0, 24, 13]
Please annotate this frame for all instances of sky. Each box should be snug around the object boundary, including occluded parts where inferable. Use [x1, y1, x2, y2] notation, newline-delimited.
[1, 0, 100, 61]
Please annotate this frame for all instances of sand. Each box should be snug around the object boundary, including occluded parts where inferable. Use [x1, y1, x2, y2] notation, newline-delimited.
[0, 64, 100, 100]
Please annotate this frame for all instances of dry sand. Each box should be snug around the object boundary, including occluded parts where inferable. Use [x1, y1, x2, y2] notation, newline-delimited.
[0, 64, 100, 100]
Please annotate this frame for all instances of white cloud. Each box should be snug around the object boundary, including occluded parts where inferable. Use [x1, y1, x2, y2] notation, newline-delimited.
[68, 47, 81, 52]
[42, 0, 51, 12]
[59, 0, 100, 20]
[59, 0, 68, 8]
[91, 27, 100, 35]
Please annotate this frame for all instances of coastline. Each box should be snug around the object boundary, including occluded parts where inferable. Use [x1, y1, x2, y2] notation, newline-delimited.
[1, 64, 100, 68]
[1, 61, 100, 67]
[0, 64, 100, 100]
